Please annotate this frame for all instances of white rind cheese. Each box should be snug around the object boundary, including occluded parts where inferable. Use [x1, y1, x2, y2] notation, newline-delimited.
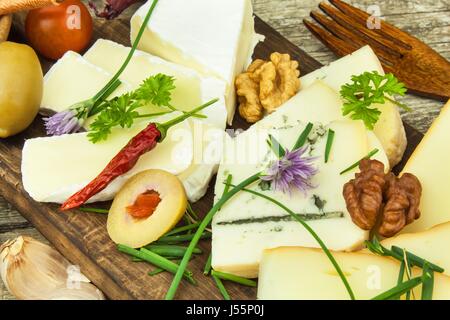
[212, 120, 371, 278]
[83, 39, 228, 129]
[130, 0, 262, 124]
[300, 46, 406, 167]
[400, 100, 450, 233]
[257, 247, 450, 300]
[42, 51, 132, 113]
[22, 119, 192, 203]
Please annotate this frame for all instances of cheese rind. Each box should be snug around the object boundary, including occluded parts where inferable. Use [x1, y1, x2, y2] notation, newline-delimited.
[83, 39, 228, 129]
[258, 247, 450, 300]
[300, 46, 406, 167]
[22, 119, 192, 203]
[130, 0, 261, 124]
[41, 51, 131, 113]
[400, 100, 450, 233]
[212, 120, 370, 278]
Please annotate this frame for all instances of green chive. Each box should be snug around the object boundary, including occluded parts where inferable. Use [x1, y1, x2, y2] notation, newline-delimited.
[421, 262, 434, 300]
[396, 261, 406, 300]
[324, 129, 335, 163]
[117, 244, 196, 285]
[293, 122, 313, 150]
[144, 244, 202, 257]
[165, 173, 262, 300]
[391, 246, 444, 273]
[340, 148, 379, 175]
[236, 185, 356, 300]
[156, 232, 211, 244]
[131, 257, 143, 262]
[267, 134, 286, 158]
[164, 222, 200, 236]
[211, 270, 257, 287]
[187, 202, 200, 220]
[212, 275, 231, 300]
[204, 253, 212, 275]
[78, 207, 109, 214]
[148, 268, 165, 276]
[371, 277, 423, 300]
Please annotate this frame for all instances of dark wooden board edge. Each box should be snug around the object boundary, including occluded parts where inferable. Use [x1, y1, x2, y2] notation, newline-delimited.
[0, 13, 424, 300]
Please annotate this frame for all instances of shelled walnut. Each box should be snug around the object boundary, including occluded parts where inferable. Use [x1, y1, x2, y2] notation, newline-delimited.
[343, 159, 421, 237]
[235, 52, 300, 123]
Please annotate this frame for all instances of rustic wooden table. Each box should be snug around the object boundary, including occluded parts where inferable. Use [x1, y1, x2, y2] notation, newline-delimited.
[1, 0, 449, 299]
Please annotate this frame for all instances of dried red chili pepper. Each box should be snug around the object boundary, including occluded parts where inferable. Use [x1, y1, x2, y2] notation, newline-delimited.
[60, 99, 218, 211]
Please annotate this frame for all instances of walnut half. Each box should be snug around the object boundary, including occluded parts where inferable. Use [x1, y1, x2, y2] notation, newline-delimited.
[343, 159, 422, 237]
[235, 53, 300, 123]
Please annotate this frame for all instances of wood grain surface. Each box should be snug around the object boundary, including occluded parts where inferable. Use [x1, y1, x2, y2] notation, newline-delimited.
[1, 0, 448, 300]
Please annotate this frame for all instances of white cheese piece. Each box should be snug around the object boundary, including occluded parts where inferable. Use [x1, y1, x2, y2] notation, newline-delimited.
[22, 119, 192, 203]
[255, 81, 390, 171]
[130, 0, 262, 124]
[300, 46, 406, 167]
[41, 51, 132, 113]
[83, 39, 228, 129]
[212, 120, 370, 278]
[178, 120, 224, 202]
[257, 247, 450, 299]
[379, 222, 450, 276]
[400, 100, 450, 233]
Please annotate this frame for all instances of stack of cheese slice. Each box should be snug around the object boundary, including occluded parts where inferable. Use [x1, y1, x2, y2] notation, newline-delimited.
[131, 0, 262, 124]
[300, 45, 406, 167]
[257, 246, 450, 300]
[211, 81, 389, 278]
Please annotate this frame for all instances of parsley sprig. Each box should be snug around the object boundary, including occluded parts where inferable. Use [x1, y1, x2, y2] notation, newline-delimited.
[87, 74, 177, 143]
[340, 71, 411, 130]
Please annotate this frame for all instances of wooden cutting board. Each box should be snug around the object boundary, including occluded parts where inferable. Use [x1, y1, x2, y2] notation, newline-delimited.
[0, 11, 423, 299]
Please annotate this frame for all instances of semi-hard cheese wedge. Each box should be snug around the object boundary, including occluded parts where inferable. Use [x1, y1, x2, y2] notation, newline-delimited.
[212, 120, 371, 278]
[130, 0, 262, 124]
[300, 46, 406, 167]
[41, 51, 132, 113]
[83, 39, 228, 129]
[257, 247, 450, 299]
[400, 100, 450, 233]
[379, 222, 450, 276]
[22, 119, 192, 204]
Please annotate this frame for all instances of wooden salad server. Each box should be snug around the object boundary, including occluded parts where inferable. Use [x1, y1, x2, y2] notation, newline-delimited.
[304, 0, 450, 101]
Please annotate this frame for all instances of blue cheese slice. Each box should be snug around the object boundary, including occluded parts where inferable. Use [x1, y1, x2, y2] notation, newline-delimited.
[130, 0, 262, 124]
[212, 120, 371, 278]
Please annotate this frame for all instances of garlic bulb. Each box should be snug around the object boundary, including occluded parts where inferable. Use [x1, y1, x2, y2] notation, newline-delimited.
[0, 236, 104, 300]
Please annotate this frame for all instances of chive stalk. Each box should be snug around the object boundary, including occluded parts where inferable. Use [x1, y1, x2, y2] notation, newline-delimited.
[324, 129, 335, 163]
[144, 244, 202, 257]
[267, 134, 285, 157]
[371, 277, 423, 300]
[78, 207, 109, 214]
[164, 223, 201, 236]
[293, 122, 313, 150]
[156, 232, 211, 244]
[148, 268, 165, 276]
[421, 262, 434, 300]
[212, 275, 231, 300]
[339, 148, 379, 175]
[211, 270, 257, 287]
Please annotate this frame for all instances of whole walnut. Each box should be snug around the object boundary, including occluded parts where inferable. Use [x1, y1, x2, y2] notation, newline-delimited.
[343, 159, 422, 238]
[235, 53, 300, 123]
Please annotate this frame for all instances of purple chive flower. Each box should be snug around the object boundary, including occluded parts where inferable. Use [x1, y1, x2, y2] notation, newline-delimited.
[260, 147, 318, 194]
[43, 110, 83, 136]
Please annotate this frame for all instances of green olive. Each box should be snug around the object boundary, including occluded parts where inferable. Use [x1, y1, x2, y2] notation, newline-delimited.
[0, 41, 43, 138]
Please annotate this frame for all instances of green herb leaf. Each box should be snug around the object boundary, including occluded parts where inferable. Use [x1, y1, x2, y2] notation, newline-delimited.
[371, 277, 423, 300]
[324, 129, 335, 163]
[340, 71, 408, 130]
[293, 122, 313, 150]
[212, 275, 231, 300]
[134, 74, 176, 107]
[211, 270, 257, 287]
[340, 148, 379, 175]
[203, 253, 212, 275]
[421, 262, 434, 300]
[267, 134, 286, 158]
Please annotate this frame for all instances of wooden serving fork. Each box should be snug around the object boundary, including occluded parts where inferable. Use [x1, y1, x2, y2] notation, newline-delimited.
[303, 0, 450, 101]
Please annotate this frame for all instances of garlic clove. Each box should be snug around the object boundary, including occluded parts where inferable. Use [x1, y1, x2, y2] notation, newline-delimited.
[0, 236, 104, 300]
[44, 283, 105, 300]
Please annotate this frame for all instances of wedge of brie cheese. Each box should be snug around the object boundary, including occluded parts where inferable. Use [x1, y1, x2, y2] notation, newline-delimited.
[300, 46, 406, 167]
[22, 119, 192, 203]
[130, 0, 262, 124]
[41, 51, 132, 113]
[83, 39, 228, 129]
